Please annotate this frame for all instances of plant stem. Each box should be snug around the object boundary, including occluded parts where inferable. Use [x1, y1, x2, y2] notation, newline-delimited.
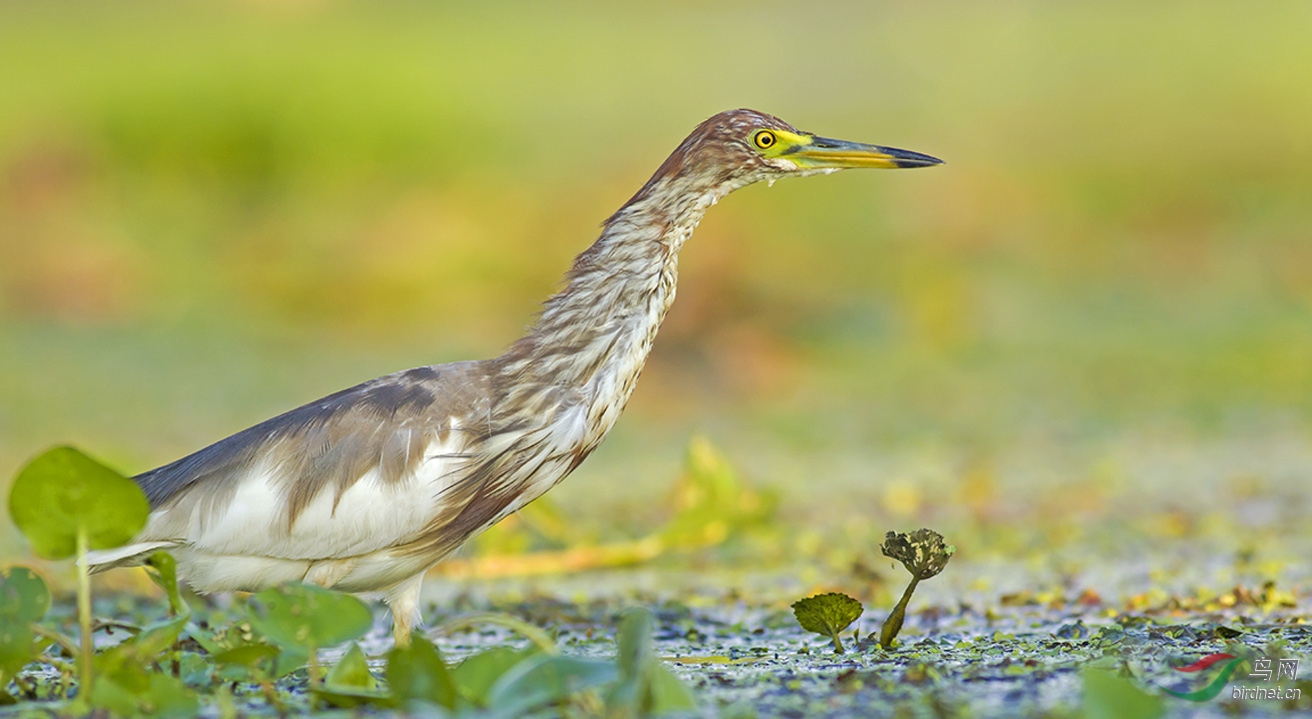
[31, 624, 81, 659]
[91, 619, 142, 634]
[75, 527, 94, 697]
[830, 631, 845, 654]
[880, 576, 921, 650]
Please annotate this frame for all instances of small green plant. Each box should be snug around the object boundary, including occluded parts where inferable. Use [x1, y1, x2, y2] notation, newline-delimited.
[606, 607, 697, 716]
[89, 613, 198, 717]
[878, 528, 955, 649]
[245, 582, 374, 705]
[8, 446, 150, 698]
[791, 592, 864, 654]
[383, 634, 459, 709]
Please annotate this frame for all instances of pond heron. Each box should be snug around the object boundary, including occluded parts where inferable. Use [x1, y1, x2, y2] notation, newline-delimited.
[88, 109, 941, 644]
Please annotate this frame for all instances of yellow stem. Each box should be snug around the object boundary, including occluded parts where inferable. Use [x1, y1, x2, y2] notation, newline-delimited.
[880, 576, 920, 650]
[307, 644, 320, 710]
[76, 527, 94, 697]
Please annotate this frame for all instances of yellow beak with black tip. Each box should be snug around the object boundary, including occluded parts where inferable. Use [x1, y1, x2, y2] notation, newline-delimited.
[760, 127, 943, 169]
[786, 135, 943, 169]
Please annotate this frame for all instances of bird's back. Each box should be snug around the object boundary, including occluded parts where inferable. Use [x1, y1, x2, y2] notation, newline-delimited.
[136, 362, 492, 519]
[89, 361, 531, 587]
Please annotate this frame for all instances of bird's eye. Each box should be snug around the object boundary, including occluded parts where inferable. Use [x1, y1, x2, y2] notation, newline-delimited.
[753, 130, 777, 149]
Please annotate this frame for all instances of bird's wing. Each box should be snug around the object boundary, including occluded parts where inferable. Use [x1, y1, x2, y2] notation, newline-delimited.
[129, 362, 496, 563]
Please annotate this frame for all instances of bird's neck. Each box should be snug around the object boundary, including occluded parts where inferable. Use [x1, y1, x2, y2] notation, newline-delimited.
[495, 175, 729, 440]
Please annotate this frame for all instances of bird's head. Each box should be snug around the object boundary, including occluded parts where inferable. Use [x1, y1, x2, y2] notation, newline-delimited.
[641, 108, 942, 198]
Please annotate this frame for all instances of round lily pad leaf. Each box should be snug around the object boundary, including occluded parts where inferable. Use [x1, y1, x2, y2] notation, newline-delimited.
[8, 446, 150, 560]
[247, 584, 373, 650]
[0, 567, 50, 622]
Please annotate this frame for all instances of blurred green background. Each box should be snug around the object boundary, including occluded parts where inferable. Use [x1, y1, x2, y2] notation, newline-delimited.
[2, 1, 1311, 562]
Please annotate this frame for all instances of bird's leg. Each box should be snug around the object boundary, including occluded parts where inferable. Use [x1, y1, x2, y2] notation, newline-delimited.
[392, 613, 412, 647]
[384, 573, 426, 647]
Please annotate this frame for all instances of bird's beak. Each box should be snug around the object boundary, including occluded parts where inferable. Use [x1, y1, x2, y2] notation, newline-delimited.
[782, 135, 943, 170]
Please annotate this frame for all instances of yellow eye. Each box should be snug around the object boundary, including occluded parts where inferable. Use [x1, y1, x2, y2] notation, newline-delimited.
[753, 130, 776, 149]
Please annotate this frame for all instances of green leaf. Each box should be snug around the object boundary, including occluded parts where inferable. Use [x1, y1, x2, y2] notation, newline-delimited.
[326, 643, 376, 690]
[0, 622, 36, 682]
[213, 643, 280, 669]
[486, 654, 618, 715]
[386, 635, 457, 709]
[647, 662, 698, 714]
[183, 623, 227, 657]
[90, 672, 141, 717]
[312, 684, 394, 710]
[141, 674, 200, 718]
[213, 640, 306, 681]
[314, 643, 390, 708]
[81, 615, 188, 700]
[0, 567, 50, 622]
[271, 647, 310, 680]
[212, 642, 283, 682]
[452, 646, 537, 705]
[93, 649, 199, 717]
[177, 652, 212, 687]
[8, 446, 150, 559]
[791, 593, 864, 651]
[246, 584, 373, 650]
[90, 614, 189, 689]
[615, 607, 656, 680]
[131, 615, 189, 659]
[1082, 670, 1164, 719]
[605, 607, 697, 716]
